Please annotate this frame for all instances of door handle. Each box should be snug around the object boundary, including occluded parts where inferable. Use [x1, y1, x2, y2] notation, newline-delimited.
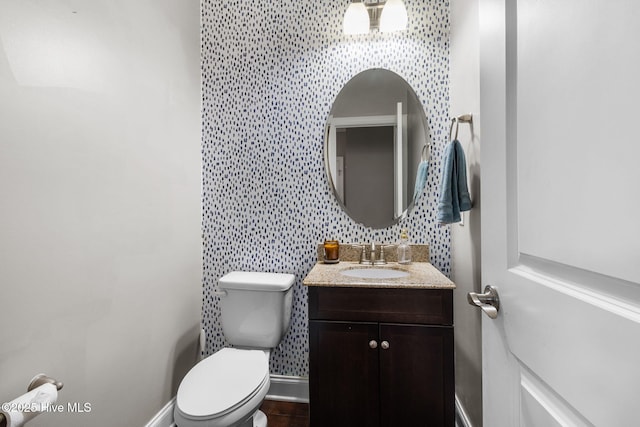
[467, 285, 500, 319]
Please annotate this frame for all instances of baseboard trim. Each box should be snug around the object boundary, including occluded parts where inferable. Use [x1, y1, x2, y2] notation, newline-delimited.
[144, 397, 176, 427]
[265, 375, 309, 403]
[455, 393, 474, 427]
[145, 375, 309, 427]
[147, 380, 469, 426]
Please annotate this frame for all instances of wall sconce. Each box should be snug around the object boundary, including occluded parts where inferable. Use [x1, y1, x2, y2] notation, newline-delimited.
[343, 0, 408, 35]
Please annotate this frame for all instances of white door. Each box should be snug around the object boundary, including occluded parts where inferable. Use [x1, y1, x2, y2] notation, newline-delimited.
[478, 0, 640, 426]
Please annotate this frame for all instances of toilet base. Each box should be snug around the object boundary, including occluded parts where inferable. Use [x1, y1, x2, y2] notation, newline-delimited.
[237, 410, 267, 427]
[253, 410, 267, 427]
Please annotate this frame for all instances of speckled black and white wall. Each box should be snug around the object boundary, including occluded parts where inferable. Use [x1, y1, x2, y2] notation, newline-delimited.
[201, 0, 450, 376]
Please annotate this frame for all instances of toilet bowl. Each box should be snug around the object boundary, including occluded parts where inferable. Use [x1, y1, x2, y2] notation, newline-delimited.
[174, 348, 270, 427]
[174, 271, 296, 427]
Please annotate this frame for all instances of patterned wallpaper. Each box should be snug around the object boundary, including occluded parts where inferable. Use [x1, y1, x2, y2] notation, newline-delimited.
[201, 0, 450, 376]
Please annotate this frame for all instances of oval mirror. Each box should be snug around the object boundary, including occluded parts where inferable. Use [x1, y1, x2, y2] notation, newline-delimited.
[325, 69, 430, 228]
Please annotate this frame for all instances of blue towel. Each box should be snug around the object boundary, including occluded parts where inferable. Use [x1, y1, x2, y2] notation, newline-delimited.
[437, 140, 471, 224]
[412, 160, 429, 203]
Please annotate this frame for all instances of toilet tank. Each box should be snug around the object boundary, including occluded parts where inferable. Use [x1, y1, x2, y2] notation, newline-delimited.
[219, 271, 295, 349]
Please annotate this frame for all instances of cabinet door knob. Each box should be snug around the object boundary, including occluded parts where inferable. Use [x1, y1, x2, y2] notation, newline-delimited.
[369, 340, 378, 349]
[381, 340, 390, 350]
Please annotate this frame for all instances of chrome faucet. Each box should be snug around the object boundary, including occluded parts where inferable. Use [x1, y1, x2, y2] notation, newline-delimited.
[354, 242, 391, 265]
[354, 244, 372, 265]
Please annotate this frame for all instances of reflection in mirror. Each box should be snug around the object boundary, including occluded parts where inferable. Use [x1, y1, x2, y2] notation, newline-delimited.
[325, 69, 430, 228]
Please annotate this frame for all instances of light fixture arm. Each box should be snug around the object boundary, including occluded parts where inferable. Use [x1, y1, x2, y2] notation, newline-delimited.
[343, 0, 408, 34]
[364, 0, 386, 31]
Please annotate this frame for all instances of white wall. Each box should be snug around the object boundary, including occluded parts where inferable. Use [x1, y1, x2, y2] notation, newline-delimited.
[0, 1, 201, 426]
[450, 0, 483, 425]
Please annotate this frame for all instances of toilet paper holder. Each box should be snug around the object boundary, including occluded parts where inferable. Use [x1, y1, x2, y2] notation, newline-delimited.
[0, 375, 63, 427]
[27, 374, 63, 393]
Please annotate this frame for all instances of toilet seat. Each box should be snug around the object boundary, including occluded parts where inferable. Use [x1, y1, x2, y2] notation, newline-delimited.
[176, 348, 269, 421]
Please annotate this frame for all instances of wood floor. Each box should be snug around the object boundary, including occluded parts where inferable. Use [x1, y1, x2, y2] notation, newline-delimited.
[260, 400, 309, 427]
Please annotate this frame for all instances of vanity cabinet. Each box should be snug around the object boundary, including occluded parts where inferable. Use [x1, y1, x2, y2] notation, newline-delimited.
[308, 287, 454, 427]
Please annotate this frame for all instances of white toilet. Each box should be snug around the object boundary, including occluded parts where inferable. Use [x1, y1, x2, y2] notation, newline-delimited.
[174, 271, 296, 427]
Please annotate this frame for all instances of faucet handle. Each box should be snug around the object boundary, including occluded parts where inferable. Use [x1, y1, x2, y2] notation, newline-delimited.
[376, 244, 396, 265]
[352, 244, 369, 264]
[376, 244, 387, 264]
[381, 244, 388, 260]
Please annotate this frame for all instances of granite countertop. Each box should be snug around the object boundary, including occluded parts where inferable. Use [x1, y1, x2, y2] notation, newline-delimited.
[303, 261, 455, 289]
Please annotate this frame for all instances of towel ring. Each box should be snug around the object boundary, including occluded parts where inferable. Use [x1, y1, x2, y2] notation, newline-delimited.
[449, 118, 459, 141]
[421, 144, 429, 161]
[449, 114, 473, 141]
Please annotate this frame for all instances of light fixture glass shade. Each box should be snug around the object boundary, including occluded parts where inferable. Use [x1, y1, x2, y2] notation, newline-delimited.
[379, 0, 408, 33]
[343, 2, 370, 35]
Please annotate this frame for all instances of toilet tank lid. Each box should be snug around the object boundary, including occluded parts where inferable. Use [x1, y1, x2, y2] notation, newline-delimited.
[219, 271, 296, 291]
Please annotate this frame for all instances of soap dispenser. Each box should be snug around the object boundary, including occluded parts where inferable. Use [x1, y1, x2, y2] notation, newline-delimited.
[397, 229, 412, 264]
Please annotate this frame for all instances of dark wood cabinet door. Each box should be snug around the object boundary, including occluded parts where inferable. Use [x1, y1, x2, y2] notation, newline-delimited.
[309, 320, 379, 427]
[379, 324, 454, 427]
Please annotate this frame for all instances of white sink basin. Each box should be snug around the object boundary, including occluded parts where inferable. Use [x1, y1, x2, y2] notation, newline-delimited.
[341, 268, 410, 280]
